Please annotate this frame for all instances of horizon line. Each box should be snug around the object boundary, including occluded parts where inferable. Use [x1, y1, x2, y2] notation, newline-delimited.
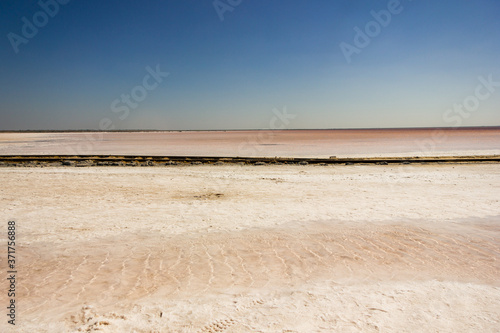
[1, 125, 499, 133]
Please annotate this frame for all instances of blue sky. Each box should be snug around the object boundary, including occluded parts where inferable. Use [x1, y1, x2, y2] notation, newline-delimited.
[0, 0, 499, 130]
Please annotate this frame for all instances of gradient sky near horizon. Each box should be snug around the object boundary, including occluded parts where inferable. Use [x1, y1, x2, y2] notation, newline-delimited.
[0, 0, 499, 130]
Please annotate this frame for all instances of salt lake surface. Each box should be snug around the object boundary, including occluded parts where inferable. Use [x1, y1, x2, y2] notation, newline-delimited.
[1, 127, 499, 157]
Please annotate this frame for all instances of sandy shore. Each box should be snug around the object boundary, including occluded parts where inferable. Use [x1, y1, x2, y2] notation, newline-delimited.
[0, 164, 499, 332]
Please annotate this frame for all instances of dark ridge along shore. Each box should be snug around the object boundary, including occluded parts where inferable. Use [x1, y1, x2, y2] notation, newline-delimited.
[1, 155, 499, 167]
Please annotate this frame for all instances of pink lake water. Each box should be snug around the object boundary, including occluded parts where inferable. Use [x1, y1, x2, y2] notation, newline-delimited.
[0, 128, 499, 158]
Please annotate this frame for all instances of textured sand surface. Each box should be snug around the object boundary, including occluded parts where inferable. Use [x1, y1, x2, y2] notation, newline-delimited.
[0, 164, 499, 332]
[1, 128, 499, 157]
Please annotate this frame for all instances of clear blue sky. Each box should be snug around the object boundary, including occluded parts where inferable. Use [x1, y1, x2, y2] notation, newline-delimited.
[1, 0, 499, 130]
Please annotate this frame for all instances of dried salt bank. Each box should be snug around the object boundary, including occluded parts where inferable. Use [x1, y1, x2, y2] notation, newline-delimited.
[0, 161, 499, 332]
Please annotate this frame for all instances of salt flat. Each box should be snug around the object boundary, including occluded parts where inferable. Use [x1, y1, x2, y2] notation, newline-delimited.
[0, 164, 499, 332]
